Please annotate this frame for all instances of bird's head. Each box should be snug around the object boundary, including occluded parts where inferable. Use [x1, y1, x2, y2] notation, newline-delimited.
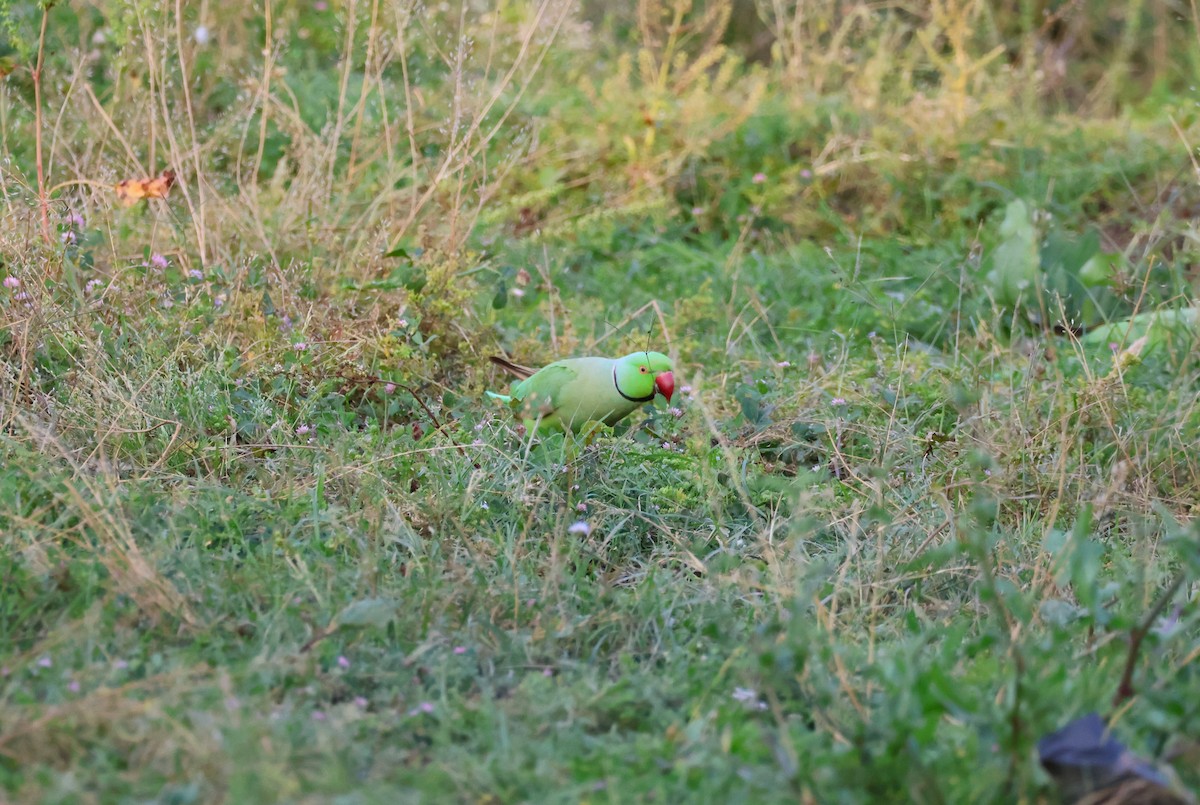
[619, 351, 674, 402]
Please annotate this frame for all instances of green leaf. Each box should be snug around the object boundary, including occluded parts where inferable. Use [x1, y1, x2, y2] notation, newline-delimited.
[735, 387, 765, 427]
[1067, 537, 1105, 614]
[1038, 598, 1081, 627]
[1078, 253, 1118, 287]
[1039, 228, 1117, 326]
[383, 241, 423, 261]
[334, 597, 400, 630]
[1042, 528, 1068, 556]
[994, 577, 1033, 623]
[1082, 305, 1198, 355]
[985, 199, 1039, 309]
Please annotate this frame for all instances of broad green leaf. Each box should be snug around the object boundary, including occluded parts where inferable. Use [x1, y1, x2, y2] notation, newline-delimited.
[334, 597, 401, 630]
[1082, 305, 1198, 355]
[985, 199, 1039, 309]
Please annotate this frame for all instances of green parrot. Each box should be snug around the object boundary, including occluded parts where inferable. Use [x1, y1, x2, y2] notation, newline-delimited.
[486, 351, 675, 433]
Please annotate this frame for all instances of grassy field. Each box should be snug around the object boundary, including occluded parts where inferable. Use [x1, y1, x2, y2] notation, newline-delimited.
[1, 0, 1199, 801]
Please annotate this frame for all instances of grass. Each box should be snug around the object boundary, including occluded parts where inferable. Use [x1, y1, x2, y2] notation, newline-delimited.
[1, 0, 1199, 801]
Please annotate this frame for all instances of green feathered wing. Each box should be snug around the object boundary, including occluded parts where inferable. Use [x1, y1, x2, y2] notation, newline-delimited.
[495, 363, 580, 431]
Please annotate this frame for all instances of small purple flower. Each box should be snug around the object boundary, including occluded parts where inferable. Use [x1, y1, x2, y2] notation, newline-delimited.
[354, 696, 369, 708]
[3, 276, 19, 288]
[732, 687, 769, 710]
[408, 701, 434, 716]
[776, 360, 791, 368]
[511, 288, 526, 298]
[385, 383, 396, 394]
[472, 438, 483, 446]
[542, 667, 553, 677]
[691, 206, 704, 216]
[680, 385, 693, 395]
[13, 291, 29, 301]
[1108, 342, 1119, 353]
[66, 212, 86, 228]
[68, 680, 81, 693]
[113, 659, 129, 670]
[1152, 606, 1183, 638]
[831, 397, 846, 406]
[188, 269, 203, 280]
[36, 656, 52, 668]
[568, 521, 590, 535]
[668, 407, 683, 417]
[292, 341, 308, 352]
[85, 279, 105, 293]
[576, 502, 587, 512]
[296, 424, 311, 435]
[661, 441, 671, 450]
[149, 253, 169, 269]
[453, 646, 467, 655]
[336, 655, 350, 669]
[312, 710, 327, 721]
[61, 231, 77, 245]
[314, 0, 328, 9]
[800, 169, 813, 179]
[751, 172, 767, 184]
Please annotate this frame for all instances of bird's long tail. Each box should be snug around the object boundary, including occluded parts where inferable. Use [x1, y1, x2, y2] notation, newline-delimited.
[488, 355, 536, 380]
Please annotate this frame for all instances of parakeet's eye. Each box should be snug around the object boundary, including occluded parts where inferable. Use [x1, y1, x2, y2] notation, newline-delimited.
[640, 366, 648, 373]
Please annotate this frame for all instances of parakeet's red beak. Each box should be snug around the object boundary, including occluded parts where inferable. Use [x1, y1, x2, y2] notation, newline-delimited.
[654, 371, 674, 402]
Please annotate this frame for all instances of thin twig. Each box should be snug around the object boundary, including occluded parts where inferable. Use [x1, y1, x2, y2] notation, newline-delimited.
[32, 5, 52, 246]
[329, 368, 468, 457]
[1112, 565, 1188, 708]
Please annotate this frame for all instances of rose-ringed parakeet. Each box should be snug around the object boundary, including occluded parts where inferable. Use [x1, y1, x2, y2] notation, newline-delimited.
[486, 351, 674, 433]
